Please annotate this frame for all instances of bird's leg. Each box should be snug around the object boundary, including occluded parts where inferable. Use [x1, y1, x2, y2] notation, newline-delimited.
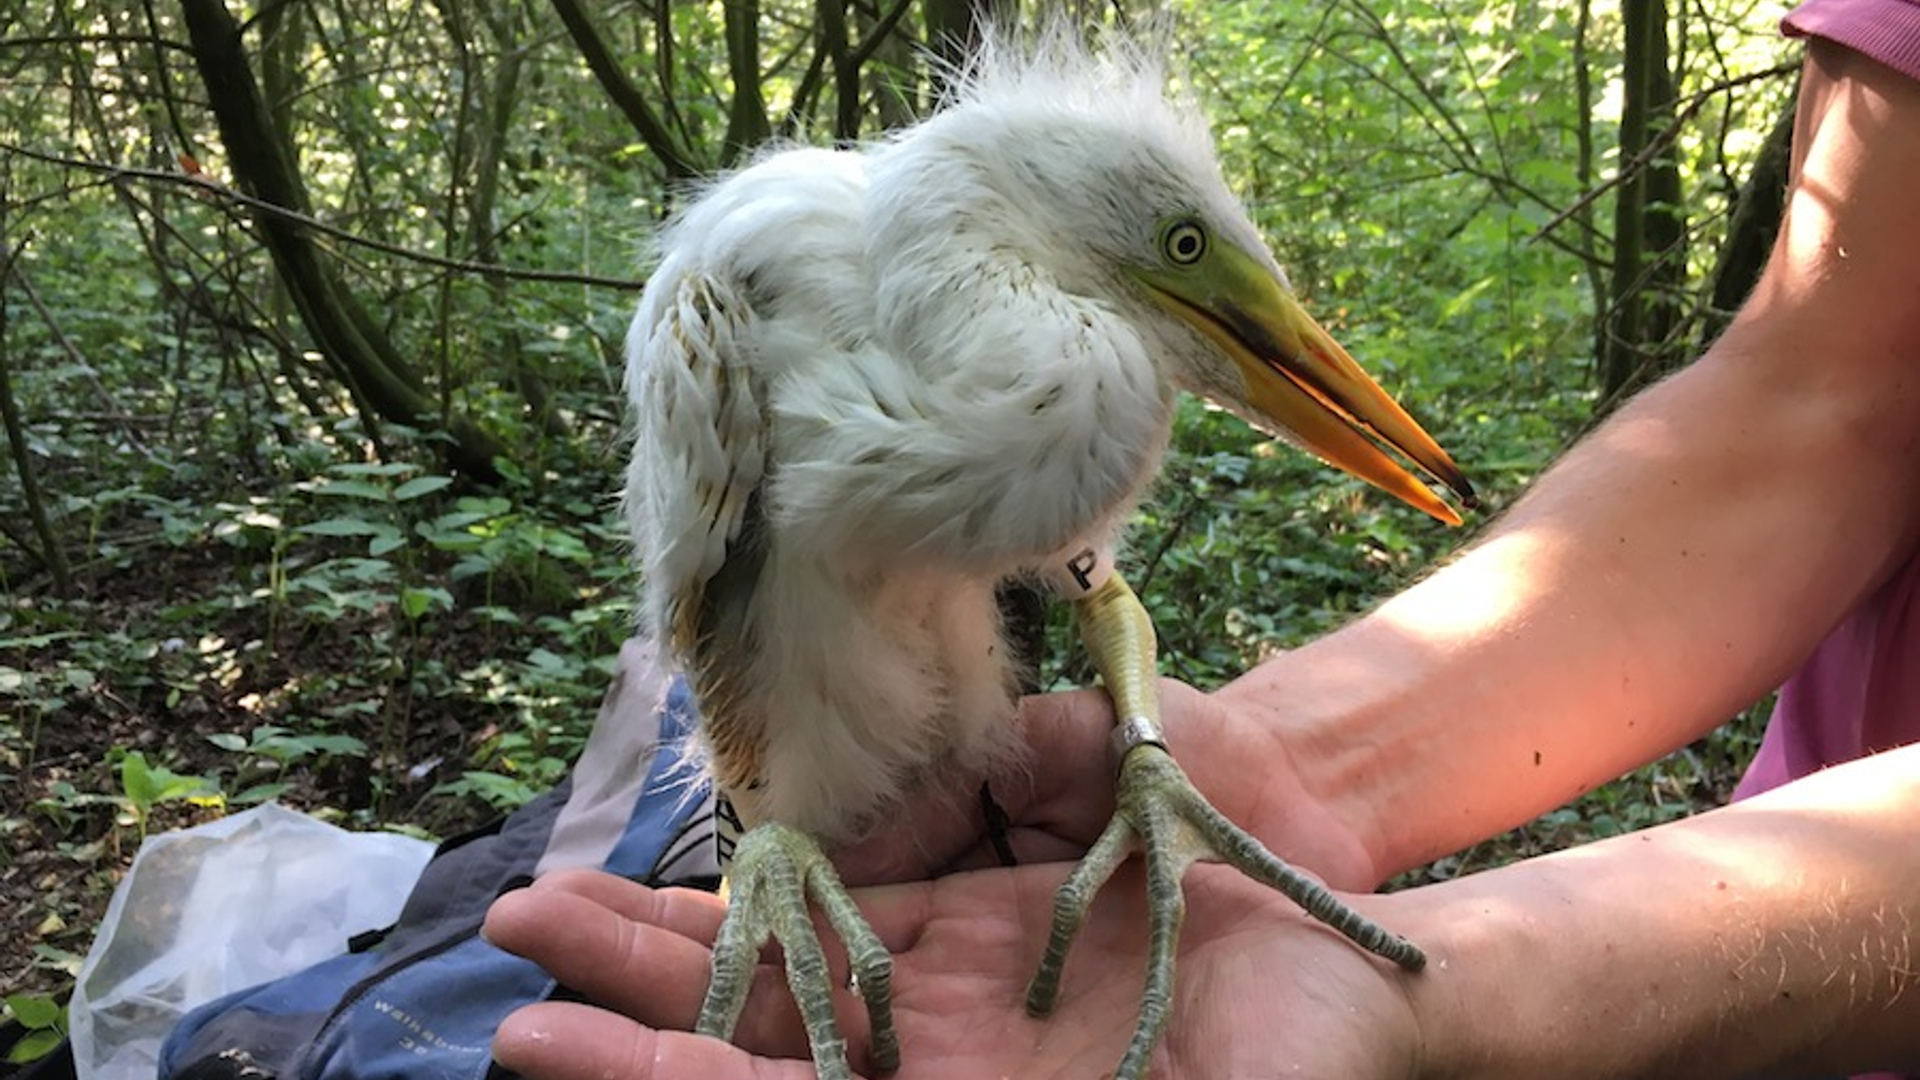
[1026, 574, 1424, 1079]
[700, 820, 900, 1079]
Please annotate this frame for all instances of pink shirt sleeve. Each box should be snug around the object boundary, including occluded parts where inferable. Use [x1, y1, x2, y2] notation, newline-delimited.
[1733, 553, 1920, 800]
[1785, 0, 1920, 80]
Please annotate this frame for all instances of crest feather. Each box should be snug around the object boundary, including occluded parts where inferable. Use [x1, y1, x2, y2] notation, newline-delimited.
[939, 19, 1188, 118]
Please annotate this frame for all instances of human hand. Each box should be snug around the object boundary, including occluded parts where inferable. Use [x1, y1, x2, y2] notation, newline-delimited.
[835, 679, 1383, 892]
[485, 863, 1424, 1080]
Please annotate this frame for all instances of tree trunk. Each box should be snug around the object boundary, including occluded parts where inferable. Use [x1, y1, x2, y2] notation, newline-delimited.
[863, 0, 919, 128]
[819, 0, 860, 143]
[923, 0, 1017, 92]
[549, 0, 706, 180]
[1702, 93, 1796, 340]
[1599, 0, 1689, 411]
[723, 0, 772, 160]
[179, 0, 510, 479]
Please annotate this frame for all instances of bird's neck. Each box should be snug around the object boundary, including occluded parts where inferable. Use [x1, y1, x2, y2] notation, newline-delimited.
[857, 143, 1175, 562]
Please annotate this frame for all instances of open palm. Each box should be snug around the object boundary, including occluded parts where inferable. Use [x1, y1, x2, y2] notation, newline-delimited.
[485, 861, 1421, 1080]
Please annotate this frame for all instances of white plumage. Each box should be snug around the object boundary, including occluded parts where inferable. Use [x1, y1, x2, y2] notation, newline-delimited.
[627, 41, 1245, 841]
[622, 28, 1470, 1080]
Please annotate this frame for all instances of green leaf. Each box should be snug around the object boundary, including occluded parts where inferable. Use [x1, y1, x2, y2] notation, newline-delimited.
[1439, 275, 1498, 321]
[0, 631, 80, 650]
[230, 783, 290, 805]
[30, 943, 84, 976]
[368, 533, 408, 557]
[119, 751, 216, 810]
[5, 993, 62, 1029]
[303, 733, 369, 756]
[306, 479, 391, 502]
[426, 509, 495, 531]
[299, 517, 386, 537]
[449, 554, 495, 580]
[399, 587, 453, 620]
[455, 496, 513, 517]
[155, 772, 216, 803]
[119, 752, 159, 809]
[392, 475, 453, 501]
[332, 462, 417, 478]
[6, 1028, 64, 1064]
[206, 732, 248, 752]
[420, 528, 482, 552]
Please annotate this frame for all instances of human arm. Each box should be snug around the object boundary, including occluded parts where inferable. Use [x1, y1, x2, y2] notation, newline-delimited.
[1200, 38, 1920, 886]
[487, 739, 1920, 1080]
[1402, 739, 1920, 1079]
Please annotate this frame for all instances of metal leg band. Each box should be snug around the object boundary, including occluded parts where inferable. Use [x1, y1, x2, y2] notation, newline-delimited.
[1109, 714, 1165, 773]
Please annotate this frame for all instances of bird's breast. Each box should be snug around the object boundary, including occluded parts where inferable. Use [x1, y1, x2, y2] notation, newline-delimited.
[696, 556, 1024, 845]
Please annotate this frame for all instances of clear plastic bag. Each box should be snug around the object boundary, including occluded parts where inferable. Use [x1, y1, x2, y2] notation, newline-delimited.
[68, 803, 435, 1080]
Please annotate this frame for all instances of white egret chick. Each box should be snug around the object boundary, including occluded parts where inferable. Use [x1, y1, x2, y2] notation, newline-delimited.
[623, 28, 1474, 1080]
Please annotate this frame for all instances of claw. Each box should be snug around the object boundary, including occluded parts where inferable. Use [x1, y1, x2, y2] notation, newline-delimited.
[1028, 743, 1424, 1080]
[701, 822, 901, 1078]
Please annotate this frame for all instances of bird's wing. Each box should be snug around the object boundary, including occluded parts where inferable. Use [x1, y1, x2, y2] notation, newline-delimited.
[624, 270, 767, 658]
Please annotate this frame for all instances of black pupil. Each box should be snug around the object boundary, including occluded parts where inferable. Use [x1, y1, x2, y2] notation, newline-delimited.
[1173, 228, 1201, 260]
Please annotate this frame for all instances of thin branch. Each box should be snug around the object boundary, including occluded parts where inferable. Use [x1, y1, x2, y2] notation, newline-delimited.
[548, 0, 704, 180]
[847, 0, 916, 72]
[0, 241, 74, 593]
[1531, 61, 1797, 244]
[2, 245, 152, 456]
[0, 143, 648, 291]
[0, 33, 194, 56]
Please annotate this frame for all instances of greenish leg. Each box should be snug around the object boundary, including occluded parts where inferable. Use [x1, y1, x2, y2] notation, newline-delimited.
[697, 821, 900, 1079]
[1025, 810, 1133, 1016]
[810, 858, 901, 1073]
[1030, 574, 1424, 1080]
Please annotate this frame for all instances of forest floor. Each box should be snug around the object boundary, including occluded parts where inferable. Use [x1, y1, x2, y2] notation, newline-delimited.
[1, 540, 560, 1027]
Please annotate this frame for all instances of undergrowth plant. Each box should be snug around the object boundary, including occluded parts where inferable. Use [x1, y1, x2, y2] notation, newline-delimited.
[3, 991, 66, 1064]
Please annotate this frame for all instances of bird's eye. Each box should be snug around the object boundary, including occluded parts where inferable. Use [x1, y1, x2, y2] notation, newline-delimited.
[1161, 220, 1208, 267]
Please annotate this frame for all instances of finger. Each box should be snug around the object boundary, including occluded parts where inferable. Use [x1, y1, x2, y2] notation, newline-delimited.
[940, 826, 1091, 872]
[485, 882, 717, 1033]
[837, 689, 1120, 884]
[853, 864, 1071, 957]
[1013, 687, 1120, 838]
[493, 1002, 821, 1080]
[530, 868, 731, 943]
[488, 875, 829, 1060]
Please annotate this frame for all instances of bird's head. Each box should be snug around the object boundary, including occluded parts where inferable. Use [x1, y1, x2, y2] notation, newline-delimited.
[922, 28, 1476, 524]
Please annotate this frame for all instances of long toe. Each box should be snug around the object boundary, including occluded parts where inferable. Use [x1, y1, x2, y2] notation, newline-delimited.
[703, 822, 901, 1080]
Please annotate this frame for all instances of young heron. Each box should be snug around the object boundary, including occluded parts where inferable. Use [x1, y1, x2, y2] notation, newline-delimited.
[624, 31, 1473, 1080]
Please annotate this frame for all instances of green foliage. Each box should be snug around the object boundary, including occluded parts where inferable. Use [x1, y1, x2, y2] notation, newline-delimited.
[3, 991, 67, 1064]
[114, 751, 223, 841]
[206, 726, 370, 805]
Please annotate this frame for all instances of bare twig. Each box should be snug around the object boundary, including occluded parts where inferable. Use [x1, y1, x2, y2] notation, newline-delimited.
[0, 244, 152, 457]
[1, 143, 648, 291]
[0, 240, 75, 593]
[1531, 61, 1797, 244]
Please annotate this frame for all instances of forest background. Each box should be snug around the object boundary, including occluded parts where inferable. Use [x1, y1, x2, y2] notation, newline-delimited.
[0, 0, 1801, 1052]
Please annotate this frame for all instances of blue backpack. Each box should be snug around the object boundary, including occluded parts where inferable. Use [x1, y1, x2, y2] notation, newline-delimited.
[159, 641, 721, 1080]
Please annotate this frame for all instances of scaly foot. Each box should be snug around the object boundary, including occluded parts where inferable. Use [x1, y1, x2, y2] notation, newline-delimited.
[700, 821, 900, 1078]
[1024, 742, 1424, 1080]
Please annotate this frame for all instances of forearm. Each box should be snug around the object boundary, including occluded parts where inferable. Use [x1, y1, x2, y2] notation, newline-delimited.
[1402, 742, 1920, 1079]
[1218, 41, 1920, 881]
[1223, 336, 1917, 876]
